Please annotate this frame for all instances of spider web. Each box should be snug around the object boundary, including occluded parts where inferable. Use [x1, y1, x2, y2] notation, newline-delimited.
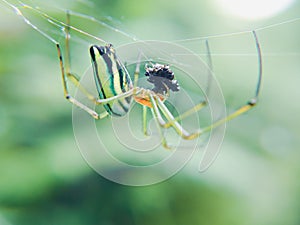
[2, 0, 299, 78]
[2, 0, 299, 98]
[1, 0, 300, 184]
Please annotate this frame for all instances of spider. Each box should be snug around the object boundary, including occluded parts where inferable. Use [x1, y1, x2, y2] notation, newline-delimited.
[56, 13, 262, 149]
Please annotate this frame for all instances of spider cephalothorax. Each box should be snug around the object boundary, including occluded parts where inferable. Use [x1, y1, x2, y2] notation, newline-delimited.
[145, 63, 180, 95]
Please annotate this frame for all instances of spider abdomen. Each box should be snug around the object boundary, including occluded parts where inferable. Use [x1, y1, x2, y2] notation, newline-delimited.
[90, 44, 133, 116]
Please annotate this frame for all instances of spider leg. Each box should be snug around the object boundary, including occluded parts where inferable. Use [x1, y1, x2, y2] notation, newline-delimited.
[157, 96, 256, 139]
[66, 72, 99, 102]
[169, 30, 262, 134]
[205, 39, 213, 98]
[64, 17, 99, 103]
[200, 103, 256, 133]
[200, 30, 262, 132]
[55, 12, 103, 119]
[143, 105, 149, 136]
[149, 104, 172, 149]
[62, 11, 91, 97]
[56, 44, 102, 118]
[133, 53, 150, 135]
[133, 52, 142, 96]
[163, 101, 207, 128]
[155, 97, 201, 140]
[65, 11, 71, 75]
[159, 30, 262, 138]
[154, 96, 248, 141]
[163, 39, 212, 128]
[198, 31, 262, 132]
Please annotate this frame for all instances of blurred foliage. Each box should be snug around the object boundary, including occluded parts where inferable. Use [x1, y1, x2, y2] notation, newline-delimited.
[0, 0, 300, 225]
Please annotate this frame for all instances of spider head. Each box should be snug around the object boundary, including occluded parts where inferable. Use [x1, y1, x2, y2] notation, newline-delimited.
[145, 63, 180, 95]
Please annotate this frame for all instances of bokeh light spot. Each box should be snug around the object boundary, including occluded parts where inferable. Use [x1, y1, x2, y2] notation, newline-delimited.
[216, 0, 295, 20]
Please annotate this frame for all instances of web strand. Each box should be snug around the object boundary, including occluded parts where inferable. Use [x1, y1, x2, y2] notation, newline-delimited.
[171, 17, 300, 43]
[1, 0, 299, 56]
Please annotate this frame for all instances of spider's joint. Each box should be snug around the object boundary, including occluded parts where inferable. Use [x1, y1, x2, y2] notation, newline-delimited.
[182, 131, 201, 140]
[92, 113, 99, 119]
[248, 98, 257, 106]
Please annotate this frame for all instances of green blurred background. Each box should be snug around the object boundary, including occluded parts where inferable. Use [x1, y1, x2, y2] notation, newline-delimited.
[0, 0, 300, 224]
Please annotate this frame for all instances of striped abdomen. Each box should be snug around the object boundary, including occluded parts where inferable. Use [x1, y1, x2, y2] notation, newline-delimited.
[90, 44, 133, 116]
